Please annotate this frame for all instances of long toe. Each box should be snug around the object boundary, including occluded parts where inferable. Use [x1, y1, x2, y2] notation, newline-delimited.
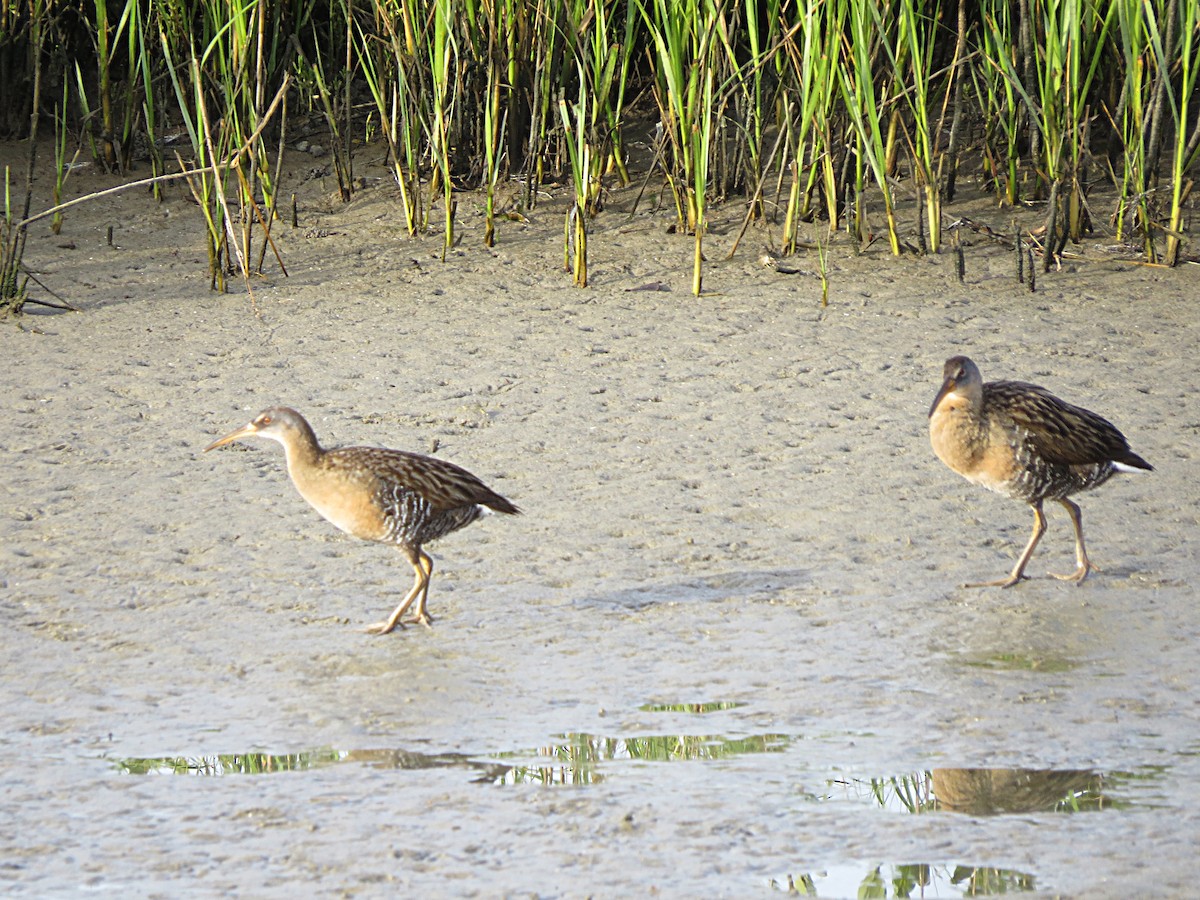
[364, 620, 405, 635]
[1050, 566, 1091, 584]
[964, 574, 1028, 588]
[403, 613, 435, 629]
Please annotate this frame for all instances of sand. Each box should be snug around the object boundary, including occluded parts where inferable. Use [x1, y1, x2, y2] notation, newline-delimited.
[2, 142, 1198, 897]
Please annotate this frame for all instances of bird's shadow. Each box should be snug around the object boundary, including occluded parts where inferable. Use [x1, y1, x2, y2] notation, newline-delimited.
[568, 568, 811, 613]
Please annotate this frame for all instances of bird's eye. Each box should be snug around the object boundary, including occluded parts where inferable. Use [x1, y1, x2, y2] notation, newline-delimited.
[260, 415, 272, 425]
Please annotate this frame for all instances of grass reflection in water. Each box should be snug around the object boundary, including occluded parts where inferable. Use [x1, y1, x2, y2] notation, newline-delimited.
[496, 731, 790, 785]
[771, 862, 1036, 896]
[119, 750, 342, 776]
[116, 731, 788, 785]
[828, 767, 1124, 815]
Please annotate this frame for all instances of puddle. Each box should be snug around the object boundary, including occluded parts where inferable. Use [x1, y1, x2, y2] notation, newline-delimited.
[117, 748, 510, 782]
[639, 700, 745, 713]
[493, 730, 790, 784]
[769, 862, 1036, 895]
[958, 652, 1079, 673]
[115, 730, 788, 785]
[827, 767, 1134, 814]
[120, 751, 342, 777]
[118, 747, 1152, 815]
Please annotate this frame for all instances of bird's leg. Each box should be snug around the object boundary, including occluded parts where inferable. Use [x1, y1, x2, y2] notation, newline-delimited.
[1050, 498, 1093, 583]
[966, 501, 1046, 588]
[403, 551, 435, 627]
[365, 553, 428, 635]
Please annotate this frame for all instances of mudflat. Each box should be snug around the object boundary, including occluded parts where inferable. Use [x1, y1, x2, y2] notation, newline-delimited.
[2, 146, 1196, 896]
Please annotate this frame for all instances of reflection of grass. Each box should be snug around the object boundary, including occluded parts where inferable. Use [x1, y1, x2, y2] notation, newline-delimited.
[119, 750, 341, 776]
[1098, 766, 1169, 809]
[832, 767, 1138, 815]
[828, 772, 934, 813]
[869, 773, 932, 814]
[1049, 775, 1113, 812]
[117, 731, 788, 784]
[961, 653, 1078, 673]
[639, 700, 744, 714]
[497, 731, 789, 785]
[770, 862, 1036, 896]
[949, 864, 1035, 894]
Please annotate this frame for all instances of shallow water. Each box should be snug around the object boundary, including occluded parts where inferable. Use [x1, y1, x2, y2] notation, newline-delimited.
[110, 746, 1155, 896]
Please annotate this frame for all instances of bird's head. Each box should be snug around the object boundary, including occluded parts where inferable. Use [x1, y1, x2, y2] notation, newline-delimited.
[204, 407, 309, 452]
[929, 355, 983, 418]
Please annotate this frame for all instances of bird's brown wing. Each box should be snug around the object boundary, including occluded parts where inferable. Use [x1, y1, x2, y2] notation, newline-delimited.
[986, 380, 1139, 467]
[329, 446, 520, 514]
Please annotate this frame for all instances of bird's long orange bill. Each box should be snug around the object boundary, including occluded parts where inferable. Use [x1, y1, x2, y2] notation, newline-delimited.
[929, 378, 956, 418]
[204, 422, 259, 452]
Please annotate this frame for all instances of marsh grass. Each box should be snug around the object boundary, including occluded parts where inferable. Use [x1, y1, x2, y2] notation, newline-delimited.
[838, 0, 901, 255]
[558, 75, 591, 285]
[1, 165, 28, 311]
[639, 0, 721, 293]
[1147, 0, 1200, 266]
[365, 0, 426, 235]
[1, 0, 44, 315]
[3, 0, 1199, 304]
[1110, 0, 1154, 255]
[977, 1, 1024, 206]
[51, 78, 80, 235]
[889, 0, 943, 252]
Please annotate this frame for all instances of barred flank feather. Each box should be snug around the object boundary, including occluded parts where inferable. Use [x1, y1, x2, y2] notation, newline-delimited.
[986, 381, 1153, 473]
[328, 446, 521, 516]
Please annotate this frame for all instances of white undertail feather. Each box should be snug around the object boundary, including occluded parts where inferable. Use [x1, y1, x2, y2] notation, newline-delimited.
[1112, 462, 1149, 474]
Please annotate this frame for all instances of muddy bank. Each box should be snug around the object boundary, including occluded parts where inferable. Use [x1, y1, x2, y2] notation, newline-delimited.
[2, 148, 1198, 896]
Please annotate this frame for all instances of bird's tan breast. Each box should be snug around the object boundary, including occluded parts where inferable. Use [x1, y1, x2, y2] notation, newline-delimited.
[930, 405, 1020, 494]
[289, 458, 390, 542]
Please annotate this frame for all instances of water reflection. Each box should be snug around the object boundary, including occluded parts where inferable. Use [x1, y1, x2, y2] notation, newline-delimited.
[770, 862, 1036, 896]
[116, 731, 788, 784]
[773, 767, 1144, 894]
[828, 766, 1118, 814]
[960, 652, 1079, 673]
[117, 750, 1141, 817]
[118, 748, 509, 781]
[120, 751, 341, 776]
[639, 700, 745, 713]
[495, 731, 789, 785]
[830, 772, 931, 816]
[932, 767, 1109, 814]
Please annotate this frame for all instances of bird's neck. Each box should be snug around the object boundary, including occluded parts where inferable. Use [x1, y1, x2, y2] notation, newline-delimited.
[278, 422, 324, 479]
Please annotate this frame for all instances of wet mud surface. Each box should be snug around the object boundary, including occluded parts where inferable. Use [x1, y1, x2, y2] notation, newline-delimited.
[2, 147, 1199, 896]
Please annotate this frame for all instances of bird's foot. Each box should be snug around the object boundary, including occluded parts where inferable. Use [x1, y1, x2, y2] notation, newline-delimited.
[964, 574, 1028, 589]
[402, 613, 434, 629]
[364, 619, 405, 635]
[1050, 565, 1092, 584]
